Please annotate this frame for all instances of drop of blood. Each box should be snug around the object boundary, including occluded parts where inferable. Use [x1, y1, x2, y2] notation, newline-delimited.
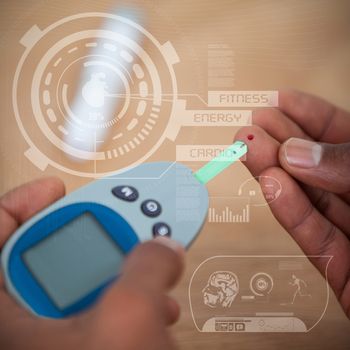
[247, 134, 254, 141]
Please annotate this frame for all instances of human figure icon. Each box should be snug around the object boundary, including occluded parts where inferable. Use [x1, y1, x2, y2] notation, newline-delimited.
[289, 274, 312, 304]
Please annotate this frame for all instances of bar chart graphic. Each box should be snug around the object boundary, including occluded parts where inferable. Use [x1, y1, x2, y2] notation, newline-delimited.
[208, 197, 250, 223]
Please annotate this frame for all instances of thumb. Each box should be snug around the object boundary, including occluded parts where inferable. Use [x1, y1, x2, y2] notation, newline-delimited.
[119, 237, 185, 292]
[97, 238, 185, 325]
[279, 138, 350, 193]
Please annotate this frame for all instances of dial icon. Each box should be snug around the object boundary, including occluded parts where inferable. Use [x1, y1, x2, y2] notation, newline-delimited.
[13, 12, 180, 177]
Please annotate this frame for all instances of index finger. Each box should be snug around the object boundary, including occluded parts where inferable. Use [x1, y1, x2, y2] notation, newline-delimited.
[0, 177, 65, 248]
[279, 89, 350, 143]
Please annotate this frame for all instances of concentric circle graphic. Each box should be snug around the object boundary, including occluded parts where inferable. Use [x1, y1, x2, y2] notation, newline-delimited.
[13, 12, 180, 177]
[249, 272, 274, 297]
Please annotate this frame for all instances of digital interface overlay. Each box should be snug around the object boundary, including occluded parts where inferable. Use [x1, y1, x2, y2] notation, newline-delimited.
[189, 256, 331, 333]
[13, 12, 278, 178]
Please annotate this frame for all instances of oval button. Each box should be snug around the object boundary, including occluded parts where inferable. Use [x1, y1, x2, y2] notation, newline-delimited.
[112, 186, 139, 202]
[141, 199, 161, 217]
[153, 222, 171, 237]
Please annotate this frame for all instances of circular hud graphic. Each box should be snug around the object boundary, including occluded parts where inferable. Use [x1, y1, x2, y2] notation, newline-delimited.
[13, 12, 180, 177]
[249, 272, 274, 297]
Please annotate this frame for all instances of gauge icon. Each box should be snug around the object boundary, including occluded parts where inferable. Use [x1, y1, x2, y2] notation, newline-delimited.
[250, 272, 274, 297]
[238, 176, 282, 207]
[13, 12, 180, 177]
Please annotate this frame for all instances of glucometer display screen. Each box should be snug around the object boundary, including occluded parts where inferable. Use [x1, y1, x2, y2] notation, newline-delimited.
[22, 212, 124, 310]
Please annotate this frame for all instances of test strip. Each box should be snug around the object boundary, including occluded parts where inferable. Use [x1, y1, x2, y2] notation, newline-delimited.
[194, 141, 248, 184]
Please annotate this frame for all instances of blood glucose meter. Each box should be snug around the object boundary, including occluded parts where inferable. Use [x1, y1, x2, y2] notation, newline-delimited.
[1, 141, 247, 319]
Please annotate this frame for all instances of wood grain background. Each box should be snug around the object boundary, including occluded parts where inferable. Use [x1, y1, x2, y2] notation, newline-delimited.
[0, 1, 349, 349]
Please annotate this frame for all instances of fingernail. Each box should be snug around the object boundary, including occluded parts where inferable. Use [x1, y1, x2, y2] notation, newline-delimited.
[154, 237, 185, 257]
[284, 138, 323, 168]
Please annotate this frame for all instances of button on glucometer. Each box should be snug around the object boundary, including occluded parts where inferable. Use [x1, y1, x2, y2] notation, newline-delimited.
[141, 200, 161, 217]
[153, 223, 171, 237]
[112, 186, 139, 202]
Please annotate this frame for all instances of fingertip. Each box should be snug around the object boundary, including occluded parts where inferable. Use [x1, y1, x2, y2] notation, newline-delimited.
[153, 237, 185, 260]
[16, 176, 66, 202]
[278, 88, 300, 106]
[278, 137, 324, 174]
[234, 125, 265, 158]
[234, 125, 280, 176]
[279, 139, 350, 193]
[278, 138, 290, 168]
[39, 176, 66, 198]
[121, 239, 185, 292]
[164, 296, 181, 325]
[149, 238, 186, 280]
[0, 176, 66, 225]
[235, 124, 278, 148]
[234, 125, 260, 143]
[252, 108, 278, 127]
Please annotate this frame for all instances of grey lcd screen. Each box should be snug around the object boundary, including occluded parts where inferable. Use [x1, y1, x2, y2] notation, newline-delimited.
[23, 212, 124, 310]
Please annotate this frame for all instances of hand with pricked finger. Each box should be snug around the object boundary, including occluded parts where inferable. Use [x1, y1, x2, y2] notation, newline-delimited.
[235, 89, 350, 318]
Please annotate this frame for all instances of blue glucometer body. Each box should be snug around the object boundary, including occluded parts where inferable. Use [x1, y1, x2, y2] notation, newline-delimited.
[6, 204, 138, 318]
[1, 162, 209, 318]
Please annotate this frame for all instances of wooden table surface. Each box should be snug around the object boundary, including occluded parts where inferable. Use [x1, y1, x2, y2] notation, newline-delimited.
[1, 0, 350, 349]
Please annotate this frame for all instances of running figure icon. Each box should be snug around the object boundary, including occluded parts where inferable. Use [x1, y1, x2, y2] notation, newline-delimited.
[289, 274, 312, 304]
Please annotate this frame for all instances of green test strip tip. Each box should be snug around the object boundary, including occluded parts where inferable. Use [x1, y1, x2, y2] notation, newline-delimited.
[194, 141, 248, 184]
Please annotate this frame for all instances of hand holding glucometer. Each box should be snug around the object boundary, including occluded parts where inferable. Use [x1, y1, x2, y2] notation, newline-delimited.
[0, 177, 185, 350]
[1, 141, 247, 319]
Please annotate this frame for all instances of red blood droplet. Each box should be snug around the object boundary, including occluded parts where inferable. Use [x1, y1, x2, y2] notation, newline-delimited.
[247, 134, 254, 141]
